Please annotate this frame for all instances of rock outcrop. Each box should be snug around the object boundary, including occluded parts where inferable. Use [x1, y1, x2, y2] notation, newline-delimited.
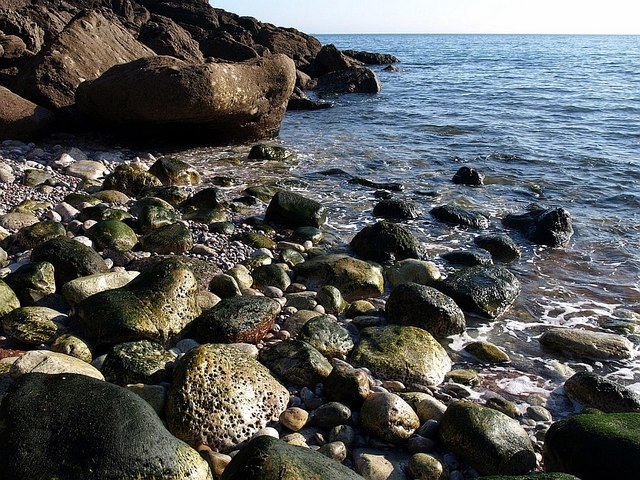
[76, 54, 296, 142]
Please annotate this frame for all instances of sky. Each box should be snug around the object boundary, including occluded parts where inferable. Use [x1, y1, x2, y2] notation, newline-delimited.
[211, 0, 640, 35]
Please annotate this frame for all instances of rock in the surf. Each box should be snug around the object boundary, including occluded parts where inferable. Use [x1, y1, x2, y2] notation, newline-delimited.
[503, 206, 573, 248]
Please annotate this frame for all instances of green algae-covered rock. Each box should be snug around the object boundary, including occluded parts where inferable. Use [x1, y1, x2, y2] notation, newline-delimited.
[31, 236, 109, 288]
[294, 254, 384, 302]
[92, 189, 131, 205]
[259, 339, 333, 386]
[76, 257, 200, 346]
[141, 222, 194, 254]
[563, 371, 640, 413]
[184, 187, 229, 210]
[103, 164, 163, 197]
[182, 207, 228, 224]
[350, 325, 451, 386]
[166, 344, 289, 453]
[252, 263, 292, 291]
[192, 295, 280, 344]
[464, 341, 511, 363]
[437, 265, 520, 319]
[236, 231, 275, 249]
[0, 279, 21, 316]
[208, 274, 241, 298]
[324, 361, 371, 408]
[385, 259, 441, 287]
[102, 340, 175, 386]
[222, 435, 362, 480]
[87, 219, 138, 251]
[298, 314, 354, 359]
[131, 196, 179, 233]
[0, 373, 211, 480]
[78, 204, 132, 222]
[350, 220, 423, 262]
[248, 144, 292, 161]
[385, 282, 465, 338]
[439, 400, 536, 476]
[15, 220, 66, 250]
[244, 185, 280, 202]
[148, 157, 201, 186]
[1, 306, 67, 345]
[543, 412, 640, 480]
[146, 186, 190, 207]
[4, 261, 56, 305]
[315, 285, 348, 315]
[265, 190, 327, 228]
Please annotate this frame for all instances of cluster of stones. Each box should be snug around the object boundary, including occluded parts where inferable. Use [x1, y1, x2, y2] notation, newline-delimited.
[0, 0, 399, 143]
[1, 138, 638, 480]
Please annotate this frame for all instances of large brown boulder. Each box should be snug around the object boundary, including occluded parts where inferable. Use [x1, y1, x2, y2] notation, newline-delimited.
[137, 0, 219, 41]
[0, 8, 45, 53]
[13, 9, 153, 110]
[76, 54, 296, 142]
[0, 86, 54, 140]
[138, 14, 204, 63]
[253, 26, 322, 66]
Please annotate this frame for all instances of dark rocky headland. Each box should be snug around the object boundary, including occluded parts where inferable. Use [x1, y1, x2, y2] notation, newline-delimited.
[0, 1, 638, 480]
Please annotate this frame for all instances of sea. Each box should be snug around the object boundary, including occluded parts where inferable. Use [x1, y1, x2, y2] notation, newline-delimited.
[182, 34, 640, 414]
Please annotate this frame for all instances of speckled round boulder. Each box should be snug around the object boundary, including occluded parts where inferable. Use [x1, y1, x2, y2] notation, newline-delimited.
[361, 392, 420, 443]
[166, 344, 289, 453]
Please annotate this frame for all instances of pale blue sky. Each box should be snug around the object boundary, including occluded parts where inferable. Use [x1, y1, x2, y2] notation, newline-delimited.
[211, 0, 640, 34]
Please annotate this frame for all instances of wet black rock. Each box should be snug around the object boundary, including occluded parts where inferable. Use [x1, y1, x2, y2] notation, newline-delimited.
[350, 220, 423, 262]
[430, 204, 489, 229]
[343, 49, 400, 65]
[452, 166, 484, 186]
[373, 198, 420, 220]
[563, 371, 640, 413]
[441, 248, 493, 266]
[503, 206, 573, 248]
[473, 234, 521, 263]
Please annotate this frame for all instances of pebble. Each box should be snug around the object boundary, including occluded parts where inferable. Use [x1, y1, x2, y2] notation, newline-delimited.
[318, 441, 347, 462]
[279, 407, 309, 431]
[527, 405, 552, 422]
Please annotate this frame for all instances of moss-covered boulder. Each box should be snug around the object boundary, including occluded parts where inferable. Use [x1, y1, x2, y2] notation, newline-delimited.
[141, 222, 193, 254]
[265, 190, 327, 228]
[61, 271, 140, 306]
[350, 220, 423, 262]
[350, 325, 451, 386]
[543, 412, 640, 479]
[131, 196, 179, 233]
[87, 219, 138, 251]
[148, 157, 201, 186]
[437, 265, 520, 319]
[563, 372, 640, 413]
[464, 341, 511, 363]
[0, 373, 211, 479]
[0, 279, 20, 317]
[15, 220, 66, 250]
[182, 207, 228, 224]
[103, 164, 162, 197]
[2, 306, 67, 345]
[191, 295, 281, 344]
[102, 340, 175, 386]
[166, 344, 289, 453]
[439, 400, 536, 476]
[76, 257, 200, 346]
[4, 261, 56, 306]
[31, 236, 109, 289]
[252, 263, 292, 291]
[221, 435, 362, 479]
[259, 339, 333, 386]
[431, 204, 489, 229]
[294, 254, 384, 301]
[298, 314, 354, 359]
[385, 282, 465, 338]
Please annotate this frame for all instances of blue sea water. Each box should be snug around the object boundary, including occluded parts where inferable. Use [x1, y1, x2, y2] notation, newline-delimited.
[187, 34, 640, 407]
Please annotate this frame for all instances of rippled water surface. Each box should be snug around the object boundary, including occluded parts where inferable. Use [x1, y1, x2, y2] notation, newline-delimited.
[185, 35, 640, 412]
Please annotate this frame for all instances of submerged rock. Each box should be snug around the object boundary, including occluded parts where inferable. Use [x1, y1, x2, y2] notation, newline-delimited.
[166, 344, 289, 453]
[452, 166, 484, 186]
[0, 373, 211, 479]
[220, 435, 362, 479]
[430, 204, 489, 229]
[540, 328, 633, 361]
[439, 400, 536, 476]
[563, 371, 640, 412]
[543, 412, 640, 480]
[438, 265, 520, 319]
[503, 206, 573, 248]
[351, 220, 423, 262]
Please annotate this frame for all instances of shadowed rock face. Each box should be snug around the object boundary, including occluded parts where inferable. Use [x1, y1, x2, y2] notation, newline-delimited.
[0, 86, 54, 140]
[76, 54, 296, 142]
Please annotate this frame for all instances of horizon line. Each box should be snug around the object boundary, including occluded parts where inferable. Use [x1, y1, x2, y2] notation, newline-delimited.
[311, 32, 640, 36]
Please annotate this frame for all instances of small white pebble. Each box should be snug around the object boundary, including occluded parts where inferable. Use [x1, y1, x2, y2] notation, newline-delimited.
[72, 236, 93, 248]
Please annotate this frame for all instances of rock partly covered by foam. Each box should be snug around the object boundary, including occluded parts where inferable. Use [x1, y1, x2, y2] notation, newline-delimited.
[563, 372, 640, 413]
[166, 344, 289, 453]
[0, 373, 211, 479]
[76, 54, 296, 142]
